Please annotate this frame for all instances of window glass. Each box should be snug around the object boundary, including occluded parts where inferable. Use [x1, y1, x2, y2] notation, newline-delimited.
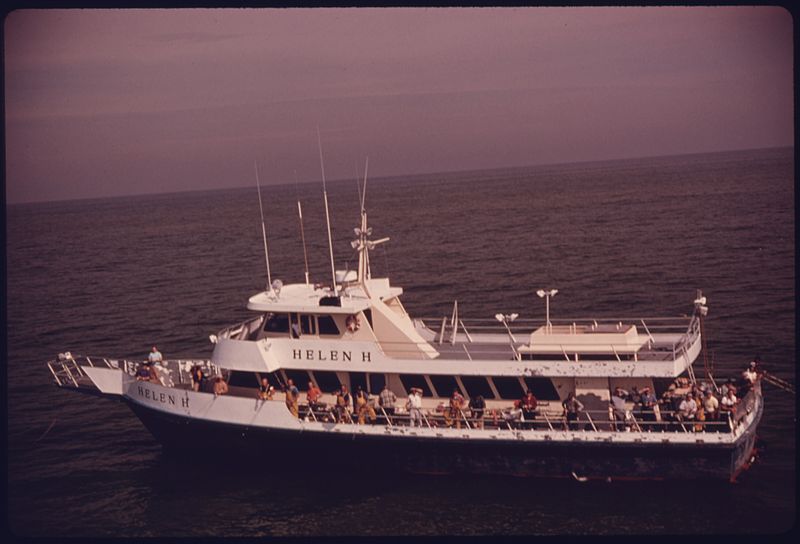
[313, 371, 341, 393]
[318, 315, 340, 335]
[228, 371, 259, 388]
[429, 374, 460, 398]
[349, 372, 368, 394]
[522, 377, 560, 401]
[300, 314, 316, 335]
[368, 373, 385, 394]
[264, 313, 290, 333]
[460, 376, 495, 399]
[492, 376, 525, 399]
[399, 374, 432, 397]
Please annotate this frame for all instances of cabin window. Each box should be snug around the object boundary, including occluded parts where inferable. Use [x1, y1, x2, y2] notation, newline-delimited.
[429, 374, 460, 398]
[317, 315, 340, 336]
[460, 376, 495, 399]
[313, 370, 341, 393]
[283, 369, 312, 390]
[399, 374, 432, 397]
[300, 314, 316, 335]
[363, 309, 373, 329]
[349, 371, 369, 394]
[263, 313, 290, 333]
[227, 371, 260, 388]
[523, 377, 560, 401]
[368, 373, 385, 393]
[491, 376, 526, 400]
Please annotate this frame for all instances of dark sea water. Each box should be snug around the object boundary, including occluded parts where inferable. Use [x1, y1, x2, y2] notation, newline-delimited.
[6, 147, 795, 536]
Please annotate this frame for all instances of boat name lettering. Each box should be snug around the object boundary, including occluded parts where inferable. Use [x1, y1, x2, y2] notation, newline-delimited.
[292, 349, 371, 362]
[137, 385, 189, 408]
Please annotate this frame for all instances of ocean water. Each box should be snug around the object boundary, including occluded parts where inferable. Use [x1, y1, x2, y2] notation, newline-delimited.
[6, 147, 795, 536]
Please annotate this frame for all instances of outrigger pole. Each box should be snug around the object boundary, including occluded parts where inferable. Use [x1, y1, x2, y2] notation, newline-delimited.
[254, 160, 274, 294]
[317, 127, 338, 297]
[293, 170, 310, 285]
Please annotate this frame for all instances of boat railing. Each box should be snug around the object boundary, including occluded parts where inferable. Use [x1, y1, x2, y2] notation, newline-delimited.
[293, 401, 737, 434]
[216, 315, 265, 341]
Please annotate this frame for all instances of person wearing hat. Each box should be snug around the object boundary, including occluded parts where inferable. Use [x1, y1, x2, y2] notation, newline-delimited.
[406, 387, 423, 427]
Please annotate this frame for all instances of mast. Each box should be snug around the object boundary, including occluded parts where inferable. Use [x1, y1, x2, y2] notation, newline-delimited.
[352, 156, 389, 288]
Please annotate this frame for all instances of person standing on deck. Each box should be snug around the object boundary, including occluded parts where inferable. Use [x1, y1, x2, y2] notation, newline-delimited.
[562, 392, 584, 430]
[407, 387, 423, 427]
[285, 379, 300, 418]
[379, 383, 397, 423]
[148, 346, 163, 364]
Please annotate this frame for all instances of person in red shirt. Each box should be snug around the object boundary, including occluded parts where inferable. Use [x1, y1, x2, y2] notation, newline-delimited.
[521, 390, 538, 429]
[306, 381, 323, 413]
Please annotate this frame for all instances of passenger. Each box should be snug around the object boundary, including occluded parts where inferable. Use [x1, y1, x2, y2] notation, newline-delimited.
[678, 393, 698, 424]
[742, 360, 759, 388]
[257, 378, 272, 401]
[504, 402, 523, 429]
[306, 381, 323, 412]
[639, 387, 658, 423]
[212, 375, 229, 397]
[148, 362, 162, 385]
[285, 379, 300, 417]
[191, 365, 206, 392]
[469, 394, 486, 429]
[366, 395, 378, 425]
[355, 385, 369, 424]
[136, 362, 151, 381]
[703, 389, 720, 422]
[148, 346, 163, 365]
[562, 392, 584, 430]
[335, 385, 352, 423]
[720, 388, 738, 415]
[449, 389, 466, 429]
[378, 383, 397, 423]
[520, 390, 538, 429]
[610, 387, 628, 431]
[406, 387, 423, 427]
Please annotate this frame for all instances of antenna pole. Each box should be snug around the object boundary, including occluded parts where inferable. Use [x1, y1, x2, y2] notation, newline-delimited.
[293, 170, 310, 285]
[254, 160, 273, 293]
[317, 127, 338, 297]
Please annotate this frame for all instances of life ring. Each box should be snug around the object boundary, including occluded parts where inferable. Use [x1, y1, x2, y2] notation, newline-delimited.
[346, 315, 361, 332]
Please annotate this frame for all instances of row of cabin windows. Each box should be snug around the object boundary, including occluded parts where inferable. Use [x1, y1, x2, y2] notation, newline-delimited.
[228, 370, 559, 401]
[521, 353, 635, 361]
[264, 313, 340, 336]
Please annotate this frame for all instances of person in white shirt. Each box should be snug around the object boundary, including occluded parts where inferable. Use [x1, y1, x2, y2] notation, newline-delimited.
[407, 388, 423, 427]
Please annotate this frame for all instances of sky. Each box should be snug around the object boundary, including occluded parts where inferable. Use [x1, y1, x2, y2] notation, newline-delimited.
[4, 7, 794, 203]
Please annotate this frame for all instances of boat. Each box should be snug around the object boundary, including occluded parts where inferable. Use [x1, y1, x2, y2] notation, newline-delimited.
[47, 162, 764, 483]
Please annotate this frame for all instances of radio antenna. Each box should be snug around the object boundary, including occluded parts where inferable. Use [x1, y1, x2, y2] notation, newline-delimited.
[317, 127, 338, 297]
[293, 170, 310, 285]
[254, 160, 274, 294]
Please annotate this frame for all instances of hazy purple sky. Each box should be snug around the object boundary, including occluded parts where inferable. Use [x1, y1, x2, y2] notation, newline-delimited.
[4, 7, 793, 203]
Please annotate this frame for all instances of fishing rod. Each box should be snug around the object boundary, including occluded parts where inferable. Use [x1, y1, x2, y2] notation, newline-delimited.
[254, 160, 274, 294]
[317, 127, 338, 298]
[293, 170, 310, 285]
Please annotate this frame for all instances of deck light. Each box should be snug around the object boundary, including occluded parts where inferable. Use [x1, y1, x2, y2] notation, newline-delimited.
[536, 289, 558, 331]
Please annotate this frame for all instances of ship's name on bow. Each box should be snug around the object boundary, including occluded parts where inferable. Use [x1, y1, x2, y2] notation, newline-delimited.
[137, 385, 189, 408]
[292, 349, 371, 362]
